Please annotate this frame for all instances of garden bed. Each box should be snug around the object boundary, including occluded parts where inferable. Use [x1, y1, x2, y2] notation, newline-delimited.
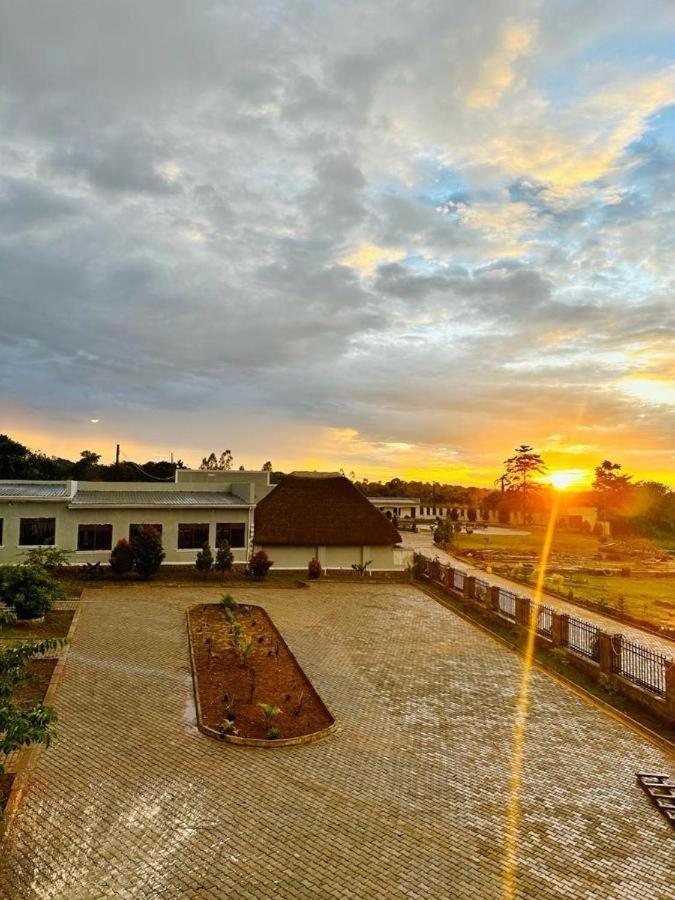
[187, 603, 335, 746]
[0, 609, 75, 643]
[0, 774, 15, 814]
[13, 658, 58, 706]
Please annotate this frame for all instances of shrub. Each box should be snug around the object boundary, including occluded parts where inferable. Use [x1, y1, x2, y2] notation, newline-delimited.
[433, 520, 454, 546]
[109, 539, 135, 575]
[307, 558, 322, 580]
[215, 540, 234, 573]
[351, 560, 372, 577]
[0, 638, 62, 773]
[195, 542, 213, 573]
[247, 550, 273, 580]
[131, 526, 165, 579]
[0, 565, 65, 620]
[20, 546, 72, 571]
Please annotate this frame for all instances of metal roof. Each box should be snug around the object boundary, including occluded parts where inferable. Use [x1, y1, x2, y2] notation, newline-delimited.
[70, 490, 250, 508]
[0, 482, 69, 499]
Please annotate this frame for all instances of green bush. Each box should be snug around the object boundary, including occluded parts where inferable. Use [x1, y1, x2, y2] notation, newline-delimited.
[247, 550, 273, 580]
[0, 565, 65, 620]
[20, 546, 72, 570]
[215, 540, 234, 573]
[109, 539, 135, 575]
[130, 526, 165, 579]
[195, 542, 213, 573]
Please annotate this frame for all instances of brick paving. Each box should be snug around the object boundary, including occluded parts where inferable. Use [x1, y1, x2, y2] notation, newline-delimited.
[0, 583, 673, 899]
[405, 532, 675, 659]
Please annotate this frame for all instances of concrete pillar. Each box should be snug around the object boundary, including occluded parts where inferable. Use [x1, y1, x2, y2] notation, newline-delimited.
[597, 632, 613, 675]
[490, 585, 500, 611]
[666, 664, 675, 722]
[464, 576, 476, 600]
[515, 596, 532, 627]
[551, 612, 569, 648]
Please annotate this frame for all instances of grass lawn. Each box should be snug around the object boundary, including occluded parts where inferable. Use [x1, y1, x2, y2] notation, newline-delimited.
[452, 528, 675, 631]
[0, 608, 75, 644]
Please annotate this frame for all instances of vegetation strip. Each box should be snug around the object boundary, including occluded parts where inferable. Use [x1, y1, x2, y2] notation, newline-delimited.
[416, 580, 675, 757]
[187, 598, 336, 747]
[0, 601, 82, 841]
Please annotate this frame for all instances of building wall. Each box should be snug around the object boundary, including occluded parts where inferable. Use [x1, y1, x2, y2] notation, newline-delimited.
[0, 501, 252, 565]
[254, 543, 401, 570]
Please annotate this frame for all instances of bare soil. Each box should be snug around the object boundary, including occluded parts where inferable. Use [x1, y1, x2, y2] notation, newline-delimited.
[0, 774, 15, 812]
[13, 659, 57, 706]
[0, 610, 74, 642]
[188, 603, 333, 740]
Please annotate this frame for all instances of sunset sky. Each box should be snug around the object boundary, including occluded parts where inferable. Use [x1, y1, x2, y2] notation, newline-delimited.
[1, 2, 674, 486]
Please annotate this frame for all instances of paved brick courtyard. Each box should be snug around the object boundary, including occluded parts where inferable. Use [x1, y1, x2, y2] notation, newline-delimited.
[0, 583, 672, 899]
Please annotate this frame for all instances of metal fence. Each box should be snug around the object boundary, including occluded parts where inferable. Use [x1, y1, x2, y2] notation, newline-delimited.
[475, 578, 490, 603]
[567, 616, 600, 660]
[453, 569, 465, 592]
[536, 604, 553, 638]
[611, 637, 668, 698]
[498, 588, 517, 621]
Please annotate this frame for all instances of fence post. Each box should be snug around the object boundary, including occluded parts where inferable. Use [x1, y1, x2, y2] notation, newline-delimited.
[490, 585, 500, 612]
[551, 612, 569, 648]
[597, 632, 613, 675]
[515, 596, 531, 628]
[666, 663, 675, 721]
[464, 576, 476, 600]
[445, 567, 454, 591]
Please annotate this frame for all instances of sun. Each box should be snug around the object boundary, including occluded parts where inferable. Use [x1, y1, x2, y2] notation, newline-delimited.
[549, 471, 579, 491]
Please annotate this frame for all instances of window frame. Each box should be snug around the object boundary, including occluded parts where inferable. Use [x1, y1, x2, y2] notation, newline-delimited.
[177, 523, 210, 550]
[18, 517, 56, 547]
[215, 522, 246, 549]
[77, 523, 114, 552]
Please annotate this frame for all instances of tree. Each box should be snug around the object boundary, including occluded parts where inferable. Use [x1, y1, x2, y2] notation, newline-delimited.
[110, 539, 135, 575]
[593, 460, 632, 518]
[262, 461, 273, 472]
[130, 526, 165, 579]
[215, 540, 234, 574]
[71, 449, 101, 480]
[0, 565, 65, 620]
[502, 445, 547, 521]
[200, 450, 233, 471]
[247, 550, 273, 580]
[195, 543, 213, 573]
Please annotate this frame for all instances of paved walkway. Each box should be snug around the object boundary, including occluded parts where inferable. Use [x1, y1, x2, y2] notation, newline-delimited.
[404, 533, 675, 659]
[0, 584, 673, 899]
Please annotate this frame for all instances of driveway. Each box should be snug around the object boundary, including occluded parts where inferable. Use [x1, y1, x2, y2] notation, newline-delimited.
[0, 583, 672, 899]
[404, 531, 675, 658]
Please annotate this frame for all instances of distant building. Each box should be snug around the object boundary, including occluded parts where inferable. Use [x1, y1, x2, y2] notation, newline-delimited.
[0, 470, 273, 566]
[254, 472, 403, 570]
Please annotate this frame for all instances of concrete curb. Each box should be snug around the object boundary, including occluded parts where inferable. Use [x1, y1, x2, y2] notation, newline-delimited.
[416, 581, 675, 760]
[1, 600, 83, 842]
[186, 604, 338, 749]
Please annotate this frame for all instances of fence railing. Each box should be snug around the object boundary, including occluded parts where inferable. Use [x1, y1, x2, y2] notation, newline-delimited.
[475, 578, 490, 603]
[568, 616, 600, 661]
[536, 604, 553, 638]
[498, 588, 517, 621]
[611, 637, 668, 698]
[453, 569, 465, 592]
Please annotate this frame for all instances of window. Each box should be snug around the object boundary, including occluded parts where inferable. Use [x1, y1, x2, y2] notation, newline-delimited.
[129, 523, 163, 541]
[77, 524, 113, 551]
[19, 517, 56, 546]
[177, 523, 209, 549]
[215, 523, 246, 548]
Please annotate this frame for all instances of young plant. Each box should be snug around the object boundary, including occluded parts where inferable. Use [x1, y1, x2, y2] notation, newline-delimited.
[219, 593, 238, 613]
[195, 542, 214, 574]
[350, 560, 372, 578]
[130, 526, 165, 579]
[215, 540, 234, 575]
[307, 558, 322, 580]
[258, 702, 282, 739]
[19, 546, 73, 571]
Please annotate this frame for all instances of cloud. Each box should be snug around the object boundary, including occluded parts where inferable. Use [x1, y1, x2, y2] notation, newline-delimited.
[467, 19, 536, 109]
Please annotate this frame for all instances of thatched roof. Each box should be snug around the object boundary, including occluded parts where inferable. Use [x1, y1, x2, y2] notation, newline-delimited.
[254, 472, 402, 546]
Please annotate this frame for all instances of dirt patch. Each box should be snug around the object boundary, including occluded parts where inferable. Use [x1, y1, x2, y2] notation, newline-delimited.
[188, 603, 333, 741]
[13, 658, 58, 706]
